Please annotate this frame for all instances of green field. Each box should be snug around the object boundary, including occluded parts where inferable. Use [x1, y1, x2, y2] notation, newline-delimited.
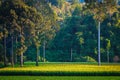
[0, 76, 120, 80]
[1, 62, 120, 72]
[0, 62, 120, 76]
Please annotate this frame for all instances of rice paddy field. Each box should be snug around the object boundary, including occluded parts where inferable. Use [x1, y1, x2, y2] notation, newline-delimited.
[0, 62, 120, 76]
[0, 62, 120, 80]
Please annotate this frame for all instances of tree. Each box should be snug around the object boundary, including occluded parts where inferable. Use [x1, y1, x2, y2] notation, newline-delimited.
[33, 35, 41, 66]
[24, 0, 58, 64]
[84, 0, 117, 65]
[49, 5, 83, 62]
[3, 27, 8, 66]
[0, 1, 9, 66]
[106, 39, 111, 63]
[0, 0, 43, 67]
[48, 0, 65, 8]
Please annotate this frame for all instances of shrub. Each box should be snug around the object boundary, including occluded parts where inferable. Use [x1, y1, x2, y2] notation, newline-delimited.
[85, 56, 96, 62]
[74, 56, 96, 62]
[0, 62, 4, 68]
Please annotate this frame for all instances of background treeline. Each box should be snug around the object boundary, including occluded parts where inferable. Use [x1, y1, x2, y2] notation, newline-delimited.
[0, 0, 120, 67]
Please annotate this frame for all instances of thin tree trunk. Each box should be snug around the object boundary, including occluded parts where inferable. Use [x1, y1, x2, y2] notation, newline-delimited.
[20, 53, 23, 67]
[4, 35, 7, 67]
[11, 36, 14, 67]
[98, 21, 101, 66]
[70, 48, 73, 62]
[36, 47, 39, 66]
[116, 0, 118, 6]
[43, 40, 45, 62]
[107, 51, 109, 63]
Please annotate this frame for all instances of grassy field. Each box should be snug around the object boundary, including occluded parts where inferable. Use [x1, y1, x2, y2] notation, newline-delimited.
[0, 76, 120, 80]
[0, 62, 120, 76]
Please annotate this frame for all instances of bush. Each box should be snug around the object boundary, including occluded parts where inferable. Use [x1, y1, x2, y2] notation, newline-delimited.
[85, 56, 96, 62]
[0, 62, 4, 68]
[74, 56, 96, 62]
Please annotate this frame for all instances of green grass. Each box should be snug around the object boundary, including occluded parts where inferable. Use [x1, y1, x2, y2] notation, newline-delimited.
[0, 62, 120, 76]
[0, 76, 120, 80]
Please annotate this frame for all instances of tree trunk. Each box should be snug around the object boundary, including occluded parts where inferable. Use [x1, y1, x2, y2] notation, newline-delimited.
[116, 0, 118, 6]
[107, 51, 109, 63]
[43, 40, 45, 62]
[98, 21, 101, 66]
[20, 53, 23, 67]
[70, 48, 73, 62]
[11, 36, 14, 67]
[14, 37, 17, 64]
[4, 35, 7, 67]
[36, 47, 39, 66]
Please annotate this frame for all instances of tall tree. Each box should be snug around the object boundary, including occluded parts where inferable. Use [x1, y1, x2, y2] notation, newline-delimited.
[84, 0, 117, 65]
[3, 27, 8, 66]
[24, 0, 58, 64]
[0, 0, 43, 67]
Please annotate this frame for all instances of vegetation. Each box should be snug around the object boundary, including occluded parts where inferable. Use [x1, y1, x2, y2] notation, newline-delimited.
[0, 0, 58, 67]
[0, 62, 120, 76]
[0, 0, 120, 68]
[0, 1, 120, 79]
